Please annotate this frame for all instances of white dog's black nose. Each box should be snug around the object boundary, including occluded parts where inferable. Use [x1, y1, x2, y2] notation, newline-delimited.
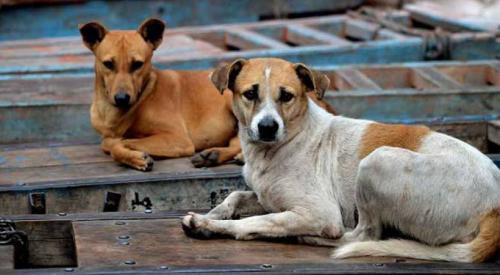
[258, 116, 279, 141]
[114, 92, 130, 108]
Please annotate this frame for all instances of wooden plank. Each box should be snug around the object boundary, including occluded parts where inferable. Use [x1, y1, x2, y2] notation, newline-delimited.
[413, 67, 463, 89]
[0, 14, 436, 76]
[0, 246, 14, 270]
[434, 64, 500, 87]
[0, 152, 240, 187]
[15, 221, 76, 268]
[0, 213, 497, 272]
[488, 121, 500, 146]
[285, 24, 351, 47]
[344, 19, 381, 41]
[333, 69, 382, 91]
[0, 144, 107, 169]
[72, 218, 417, 269]
[224, 28, 289, 50]
[404, 2, 491, 32]
[0, 0, 363, 41]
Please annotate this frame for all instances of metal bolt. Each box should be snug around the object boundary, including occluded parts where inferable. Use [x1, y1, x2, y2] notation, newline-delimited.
[115, 221, 126, 225]
[159, 266, 169, 270]
[118, 235, 130, 240]
[120, 241, 130, 246]
[58, 212, 67, 216]
[261, 264, 272, 269]
[144, 209, 153, 214]
[124, 260, 136, 265]
[64, 268, 74, 272]
[374, 263, 384, 267]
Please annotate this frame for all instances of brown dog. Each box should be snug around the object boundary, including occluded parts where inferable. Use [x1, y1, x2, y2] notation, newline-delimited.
[80, 18, 242, 171]
[80, 18, 335, 171]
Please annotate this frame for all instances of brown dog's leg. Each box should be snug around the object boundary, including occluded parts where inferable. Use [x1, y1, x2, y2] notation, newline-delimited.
[191, 135, 242, 167]
[122, 133, 195, 158]
[106, 139, 155, 171]
[103, 133, 195, 171]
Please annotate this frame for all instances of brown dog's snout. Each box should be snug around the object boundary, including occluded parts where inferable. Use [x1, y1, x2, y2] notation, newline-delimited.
[114, 91, 131, 108]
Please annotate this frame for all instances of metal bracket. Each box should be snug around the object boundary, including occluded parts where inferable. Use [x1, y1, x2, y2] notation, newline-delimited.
[0, 218, 29, 267]
[103, 192, 122, 212]
[131, 192, 152, 210]
[29, 192, 46, 214]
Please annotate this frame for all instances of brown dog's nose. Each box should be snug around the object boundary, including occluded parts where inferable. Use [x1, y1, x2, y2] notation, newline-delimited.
[114, 92, 130, 108]
[258, 116, 279, 142]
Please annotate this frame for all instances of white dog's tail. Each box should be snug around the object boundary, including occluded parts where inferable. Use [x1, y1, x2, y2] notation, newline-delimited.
[332, 209, 500, 263]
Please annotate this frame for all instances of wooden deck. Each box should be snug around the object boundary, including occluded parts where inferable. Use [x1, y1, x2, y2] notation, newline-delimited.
[0, 118, 499, 216]
[0, 211, 498, 273]
[0, 60, 498, 145]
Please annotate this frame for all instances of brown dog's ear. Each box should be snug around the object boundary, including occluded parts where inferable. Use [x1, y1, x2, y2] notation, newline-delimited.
[294, 63, 330, 99]
[138, 18, 165, 50]
[210, 59, 247, 94]
[79, 22, 108, 51]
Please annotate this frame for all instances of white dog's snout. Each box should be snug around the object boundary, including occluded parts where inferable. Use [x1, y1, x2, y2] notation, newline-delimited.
[250, 101, 284, 142]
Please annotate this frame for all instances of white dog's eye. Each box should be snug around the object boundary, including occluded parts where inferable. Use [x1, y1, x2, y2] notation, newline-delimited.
[243, 84, 259, 101]
[279, 88, 294, 103]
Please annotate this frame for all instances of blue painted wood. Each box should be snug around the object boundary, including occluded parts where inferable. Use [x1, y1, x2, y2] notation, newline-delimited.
[0, 0, 363, 41]
[0, 38, 425, 75]
[0, 61, 498, 145]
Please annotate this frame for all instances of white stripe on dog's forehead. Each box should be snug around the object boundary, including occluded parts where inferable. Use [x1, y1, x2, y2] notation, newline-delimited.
[264, 67, 271, 80]
[264, 66, 272, 95]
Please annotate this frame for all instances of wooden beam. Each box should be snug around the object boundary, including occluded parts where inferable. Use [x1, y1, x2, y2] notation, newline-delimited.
[488, 120, 500, 146]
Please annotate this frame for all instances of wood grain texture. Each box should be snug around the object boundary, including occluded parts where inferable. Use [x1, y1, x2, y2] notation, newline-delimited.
[72, 218, 426, 269]
[0, 246, 14, 270]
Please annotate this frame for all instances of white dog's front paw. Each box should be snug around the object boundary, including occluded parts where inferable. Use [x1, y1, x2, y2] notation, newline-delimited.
[181, 212, 215, 239]
[331, 242, 365, 259]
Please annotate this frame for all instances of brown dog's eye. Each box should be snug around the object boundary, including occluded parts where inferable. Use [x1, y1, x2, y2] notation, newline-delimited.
[102, 60, 114, 70]
[243, 85, 259, 101]
[131, 61, 144, 72]
[279, 88, 294, 103]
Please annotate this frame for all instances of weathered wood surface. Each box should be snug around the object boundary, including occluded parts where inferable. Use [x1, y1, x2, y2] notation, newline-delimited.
[1, 12, 497, 77]
[0, 212, 498, 273]
[0, 145, 245, 214]
[15, 221, 76, 268]
[404, 1, 500, 32]
[0, 246, 14, 270]
[0, 61, 498, 145]
[0, 15, 424, 76]
[0, 0, 363, 41]
[72, 218, 415, 269]
[489, 121, 500, 146]
[0, 118, 498, 215]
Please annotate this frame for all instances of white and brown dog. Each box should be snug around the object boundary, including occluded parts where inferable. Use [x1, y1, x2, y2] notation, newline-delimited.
[182, 58, 500, 263]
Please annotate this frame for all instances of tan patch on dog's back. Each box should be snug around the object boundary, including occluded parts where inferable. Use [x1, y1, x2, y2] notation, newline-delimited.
[359, 123, 431, 159]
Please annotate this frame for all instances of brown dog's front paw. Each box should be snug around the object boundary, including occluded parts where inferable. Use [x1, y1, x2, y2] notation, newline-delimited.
[233, 153, 245, 165]
[129, 152, 154, 171]
[181, 212, 215, 239]
[191, 150, 220, 168]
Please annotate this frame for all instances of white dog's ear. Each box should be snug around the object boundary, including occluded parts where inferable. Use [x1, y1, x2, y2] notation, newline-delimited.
[294, 63, 330, 99]
[138, 18, 166, 50]
[211, 59, 247, 94]
[79, 21, 108, 51]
